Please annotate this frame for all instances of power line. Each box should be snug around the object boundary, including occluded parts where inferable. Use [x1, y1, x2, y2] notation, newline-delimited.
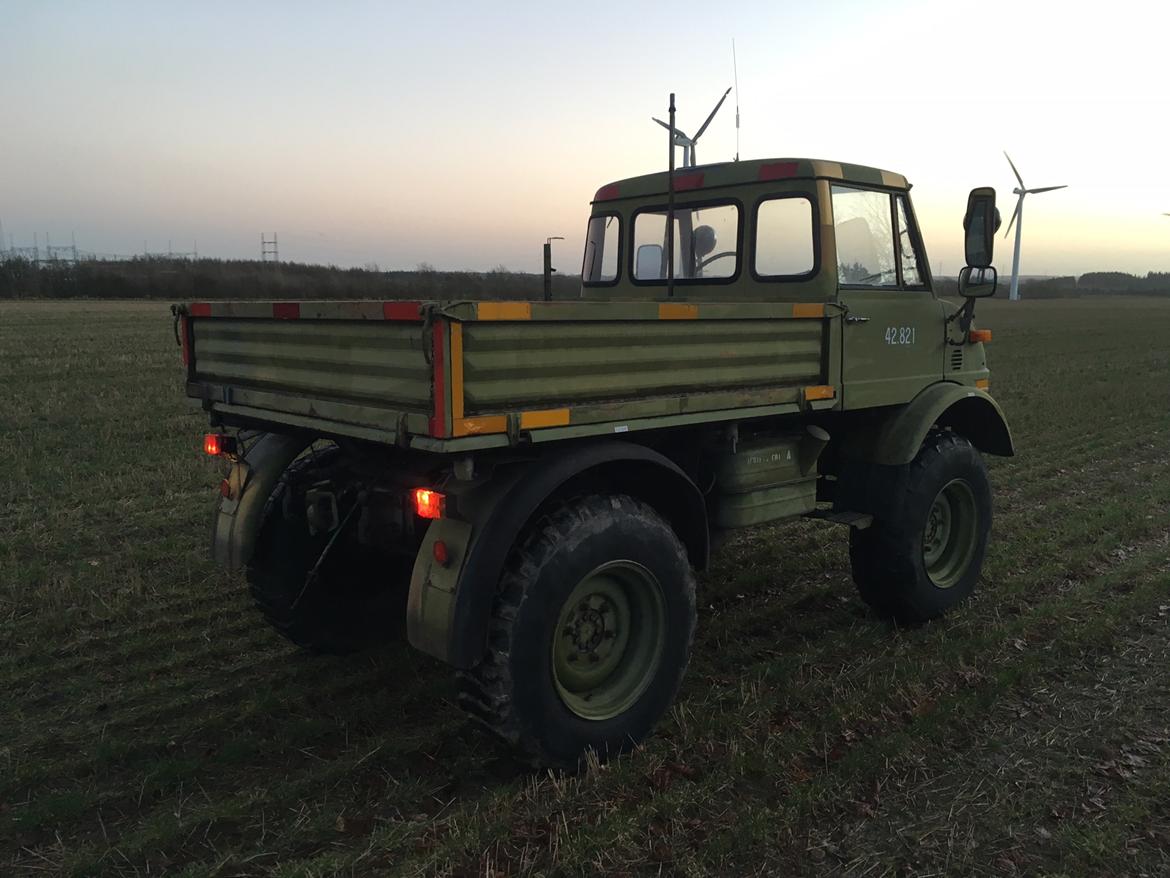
[261, 233, 279, 263]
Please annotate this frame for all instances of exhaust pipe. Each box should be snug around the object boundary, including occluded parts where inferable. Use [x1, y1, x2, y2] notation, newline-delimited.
[798, 425, 830, 476]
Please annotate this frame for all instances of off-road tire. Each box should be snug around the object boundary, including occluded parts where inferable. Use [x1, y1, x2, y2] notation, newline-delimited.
[457, 494, 697, 768]
[246, 448, 408, 654]
[849, 432, 991, 624]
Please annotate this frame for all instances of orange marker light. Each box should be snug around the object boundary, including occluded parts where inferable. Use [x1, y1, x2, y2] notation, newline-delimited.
[433, 540, 450, 566]
[413, 488, 445, 519]
[968, 329, 993, 344]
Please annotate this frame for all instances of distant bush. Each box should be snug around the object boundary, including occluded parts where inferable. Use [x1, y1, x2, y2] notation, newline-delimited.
[0, 256, 583, 301]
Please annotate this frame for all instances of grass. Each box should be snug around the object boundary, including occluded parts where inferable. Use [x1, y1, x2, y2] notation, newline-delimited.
[2, 296, 1169, 876]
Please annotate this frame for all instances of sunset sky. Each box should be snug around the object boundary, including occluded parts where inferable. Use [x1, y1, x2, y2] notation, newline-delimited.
[2, 0, 1168, 278]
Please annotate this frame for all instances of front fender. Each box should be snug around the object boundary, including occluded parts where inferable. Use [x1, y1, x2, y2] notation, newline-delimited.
[868, 383, 1014, 466]
[211, 432, 312, 569]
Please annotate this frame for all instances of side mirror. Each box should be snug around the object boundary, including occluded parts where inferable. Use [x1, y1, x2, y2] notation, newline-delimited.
[958, 265, 997, 298]
[636, 244, 663, 280]
[962, 187, 998, 268]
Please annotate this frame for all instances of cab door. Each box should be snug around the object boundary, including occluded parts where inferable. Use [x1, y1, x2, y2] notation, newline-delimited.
[834, 185, 945, 409]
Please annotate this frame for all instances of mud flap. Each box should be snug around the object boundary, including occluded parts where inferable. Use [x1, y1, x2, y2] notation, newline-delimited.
[211, 432, 311, 569]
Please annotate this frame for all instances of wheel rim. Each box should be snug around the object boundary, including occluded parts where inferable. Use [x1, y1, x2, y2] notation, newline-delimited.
[551, 561, 666, 721]
[922, 478, 979, 589]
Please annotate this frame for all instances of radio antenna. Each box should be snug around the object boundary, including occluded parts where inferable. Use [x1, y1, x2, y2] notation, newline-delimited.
[732, 38, 741, 161]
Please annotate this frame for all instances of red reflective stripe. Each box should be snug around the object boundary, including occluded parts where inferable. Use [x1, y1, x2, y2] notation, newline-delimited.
[188, 302, 211, 317]
[594, 183, 621, 201]
[383, 301, 422, 321]
[673, 172, 704, 191]
[272, 302, 300, 319]
[759, 161, 799, 181]
[179, 316, 191, 366]
[429, 323, 446, 437]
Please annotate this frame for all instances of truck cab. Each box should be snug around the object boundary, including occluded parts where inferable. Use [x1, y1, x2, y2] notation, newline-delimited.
[580, 157, 991, 405]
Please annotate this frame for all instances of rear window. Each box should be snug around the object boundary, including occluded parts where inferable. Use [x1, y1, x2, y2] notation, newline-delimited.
[632, 203, 740, 282]
[582, 214, 620, 284]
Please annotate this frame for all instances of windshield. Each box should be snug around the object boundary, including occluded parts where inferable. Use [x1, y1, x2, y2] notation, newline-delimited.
[582, 215, 620, 284]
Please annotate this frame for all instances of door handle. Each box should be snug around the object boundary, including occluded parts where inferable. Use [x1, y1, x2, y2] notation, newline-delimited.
[844, 315, 871, 324]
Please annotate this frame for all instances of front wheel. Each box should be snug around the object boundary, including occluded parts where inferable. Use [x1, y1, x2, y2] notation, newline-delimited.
[458, 494, 696, 768]
[850, 432, 992, 624]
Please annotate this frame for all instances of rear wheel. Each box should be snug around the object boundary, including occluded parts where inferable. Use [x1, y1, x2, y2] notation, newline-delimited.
[246, 447, 409, 653]
[849, 432, 992, 623]
[458, 494, 696, 768]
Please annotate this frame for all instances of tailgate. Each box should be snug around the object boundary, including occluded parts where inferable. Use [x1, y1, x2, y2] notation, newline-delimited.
[182, 300, 433, 442]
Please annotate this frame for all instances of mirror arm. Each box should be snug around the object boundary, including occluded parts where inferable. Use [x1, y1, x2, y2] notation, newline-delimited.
[945, 296, 977, 343]
[955, 297, 977, 336]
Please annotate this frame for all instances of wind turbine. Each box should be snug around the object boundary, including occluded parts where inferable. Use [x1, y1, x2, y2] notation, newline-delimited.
[1003, 151, 1067, 301]
[652, 87, 732, 168]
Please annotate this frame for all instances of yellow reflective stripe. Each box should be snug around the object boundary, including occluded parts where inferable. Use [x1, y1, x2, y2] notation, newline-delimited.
[810, 160, 844, 179]
[520, 408, 571, 429]
[476, 302, 532, 321]
[792, 303, 825, 318]
[449, 323, 464, 421]
[803, 385, 836, 401]
[659, 303, 699, 320]
[452, 416, 508, 437]
[880, 169, 908, 188]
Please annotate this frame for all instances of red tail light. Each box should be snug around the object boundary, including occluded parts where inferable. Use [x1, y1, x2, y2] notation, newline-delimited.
[203, 433, 237, 456]
[413, 488, 445, 519]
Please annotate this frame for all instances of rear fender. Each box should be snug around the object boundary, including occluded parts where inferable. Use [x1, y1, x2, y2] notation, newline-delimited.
[407, 441, 708, 669]
[867, 383, 1015, 466]
[211, 432, 312, 569]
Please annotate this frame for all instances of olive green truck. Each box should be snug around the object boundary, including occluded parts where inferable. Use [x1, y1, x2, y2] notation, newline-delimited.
[175, 157, 1011, 767]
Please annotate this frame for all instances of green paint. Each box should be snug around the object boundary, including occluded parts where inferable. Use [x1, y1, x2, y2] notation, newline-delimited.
[923, 479, 979, 589]
[551, 561, 666, 721]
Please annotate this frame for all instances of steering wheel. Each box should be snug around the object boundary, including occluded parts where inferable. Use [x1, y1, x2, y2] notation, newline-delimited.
[698, 251, 736, 270]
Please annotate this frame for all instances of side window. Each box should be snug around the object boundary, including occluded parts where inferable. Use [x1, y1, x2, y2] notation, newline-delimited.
[754, 197, 814, 277]
[896, 195, 923, 287]
[582, 214, 620, 284]
[632, 203, 739, 281]
[632, 211, 680, 280]
[831, 185, 896, 287]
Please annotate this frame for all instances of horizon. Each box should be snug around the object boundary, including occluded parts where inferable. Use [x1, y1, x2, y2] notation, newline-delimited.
[2, 1, 1168, 277]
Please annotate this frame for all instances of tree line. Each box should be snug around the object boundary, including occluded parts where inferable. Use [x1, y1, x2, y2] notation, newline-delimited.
[2, 255, 1168, 301]
[933, 271, 1170, 298]
[0, 256, 582, 301]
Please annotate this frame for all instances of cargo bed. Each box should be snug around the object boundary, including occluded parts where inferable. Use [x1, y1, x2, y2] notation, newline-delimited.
[180, 298, 841, 452]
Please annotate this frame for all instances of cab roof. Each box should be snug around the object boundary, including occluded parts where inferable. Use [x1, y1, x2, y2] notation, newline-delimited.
[592, 157, 910, 203]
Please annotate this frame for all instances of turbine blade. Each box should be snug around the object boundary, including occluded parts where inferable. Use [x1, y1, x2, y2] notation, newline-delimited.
[1003, 196, 1022, 238]
[1004, 151, 1025, 189]
[1027, 185, 1068, 194]
[652, 117, 671, 131]
[693, 87, 733, 142]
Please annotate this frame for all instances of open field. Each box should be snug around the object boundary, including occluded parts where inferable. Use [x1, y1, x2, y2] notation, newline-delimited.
[3, 296, 1170, 876]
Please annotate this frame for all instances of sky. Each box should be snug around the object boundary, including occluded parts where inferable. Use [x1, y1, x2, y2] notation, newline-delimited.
[2, 0, 1169, 277]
